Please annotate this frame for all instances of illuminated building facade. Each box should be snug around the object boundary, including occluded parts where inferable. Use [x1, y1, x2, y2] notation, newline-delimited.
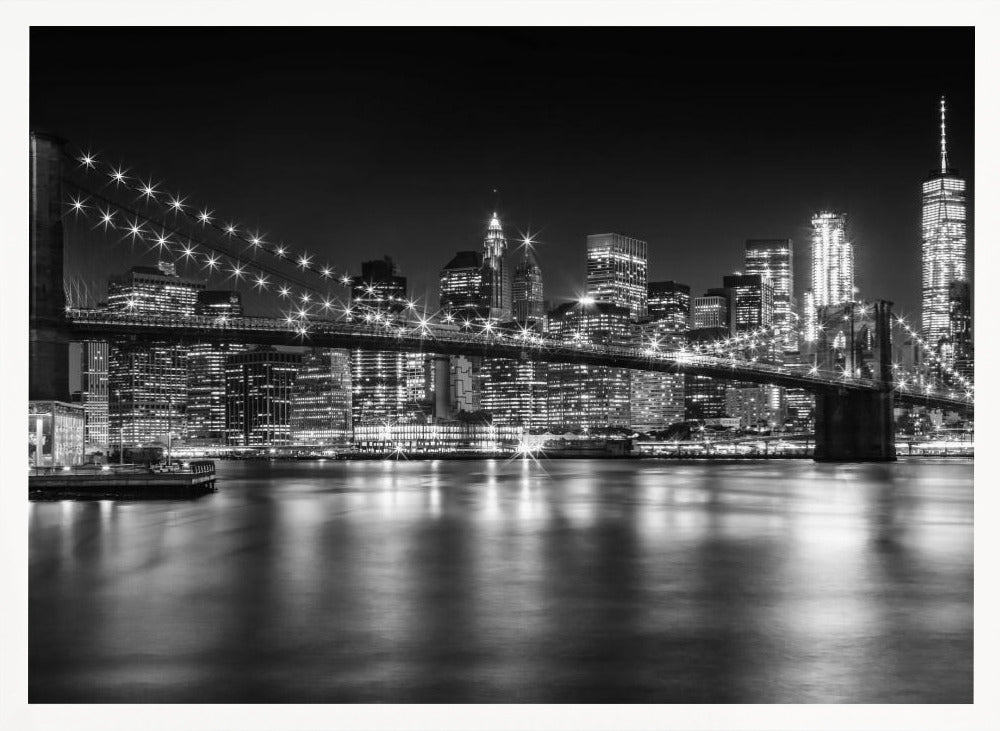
[480, 355, 548, 429]
[691, 294, 730, 330]
[349, 257, 420, 425]
[352, 422, 524, 454]
[186, 290, 245, 445]
[439, 250, 485, 322]
[804, 211, 854, 342]
[546, 300, 633, 429]
[745, 238, 796, 352]
[225, 347, 301, 446]
[513, 246, 545, 325]
[921, 97, 968, 351]
[291, 349, 353, 445]
[684, 327, 729, 420]
[722, 274, 774, 335]
[647, 281, 690, 331]
[106, 262, 204, 447]
[78, 340, 109, 449]
[482, 213, 512, 321]
[947, 280, 973, 382]
[586, 233, 648, 319]
[450, 355, 481, 414]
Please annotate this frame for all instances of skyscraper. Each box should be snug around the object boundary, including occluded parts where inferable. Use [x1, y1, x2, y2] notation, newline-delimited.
[186, 290, 245, 445]
[722, 274, 774, 336]
[546, 300, 634, 429]
[512, 246, 545, 325]
[439, 250, 485, 322]
[291, 349, 353, 445]
[78, 340, 109, 450]
[804, 212, 854, 342]
[745, 239, 796, 352]
[225, 347, 301, 446]
[349, 257, 421, 425]
[106, 262, 205, 447]
[586, 233, 648, 319]
[922, 96, 968, 350]
[691, 294, 730, 330]
[647, 281, 690, 331]
[482, 213, 512, 321]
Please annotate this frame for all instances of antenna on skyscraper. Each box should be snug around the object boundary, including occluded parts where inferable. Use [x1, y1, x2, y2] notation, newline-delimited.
[940, 95, 949, 173]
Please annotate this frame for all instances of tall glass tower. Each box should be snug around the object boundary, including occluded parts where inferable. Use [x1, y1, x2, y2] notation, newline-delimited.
[921, 96, 967, 348]
[803, 212, 853, 342]
[745, 239, 796, 352]
[586, 233, 648, 319]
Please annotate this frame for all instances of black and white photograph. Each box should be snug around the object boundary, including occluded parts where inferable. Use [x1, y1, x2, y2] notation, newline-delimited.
[3, 3, 998, 730]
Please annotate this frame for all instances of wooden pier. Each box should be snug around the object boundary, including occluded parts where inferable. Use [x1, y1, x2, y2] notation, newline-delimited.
[29, 461, 217, 499]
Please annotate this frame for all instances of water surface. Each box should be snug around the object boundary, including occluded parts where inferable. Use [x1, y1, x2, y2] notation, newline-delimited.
[29, 458, 973, 703]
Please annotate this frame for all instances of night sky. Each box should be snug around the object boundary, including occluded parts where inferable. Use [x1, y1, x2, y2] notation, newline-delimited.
[30, 27, 973, 320]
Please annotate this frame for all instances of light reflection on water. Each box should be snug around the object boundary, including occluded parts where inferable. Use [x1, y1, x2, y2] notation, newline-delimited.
[29, 458, 972, 703]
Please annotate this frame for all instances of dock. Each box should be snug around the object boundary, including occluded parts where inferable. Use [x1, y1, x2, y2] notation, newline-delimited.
[29, 461, 217, 500]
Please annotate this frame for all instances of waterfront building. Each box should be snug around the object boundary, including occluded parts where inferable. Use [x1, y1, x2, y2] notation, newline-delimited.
[349, 257, 419, 425]
[482, 213, 512, 321]
[586, 233, 648, 319]
[513, 245, 545, 325]
[352, 421, 524, 455]
[225, 347, 301, 446]
[291, 349, 353, 445]
[106, 262, 204, 447]
[439, 250, 485, 322]
[546, 300, 634, 429]
[922, 97, 968, 352]
[77, 340, 109, 450]
[186, 290, 245, 445]
[647, 281, 690, 331]
[804, 211, 854, 343]
[745, 238, 796, 352]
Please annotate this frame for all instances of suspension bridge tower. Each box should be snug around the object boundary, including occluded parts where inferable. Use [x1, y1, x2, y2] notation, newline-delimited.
[29, 132, 70, 401]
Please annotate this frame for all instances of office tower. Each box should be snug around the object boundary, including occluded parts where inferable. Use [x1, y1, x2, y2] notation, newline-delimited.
[291, 349, 353, 445]
[225, 347, 301, 446]
[722, 274, 774, 335]
[922, 97, 968, 350]
[439, 250, 485, 322]
[632, 284, 689, 432]
[804, 212, 854, 342]
[349, 257, 417, 425]
[647, 281, 690, 331]
[684, 327, 730, 421]
[546, 300, 633, 429]
[586, 233, 648, 319]
[513, 246, 545, 326]
[482, 213, 512, 321]
[186, 291, 245, 445]
[630, 321, 686, 432]
[947, 280, 973, 383]
[107, 262, 205, 447]
[745, 239, 796, 352]
[78, 340, 109, 450]
[480, 344, 548, 429]
[691, 294, 730, 330]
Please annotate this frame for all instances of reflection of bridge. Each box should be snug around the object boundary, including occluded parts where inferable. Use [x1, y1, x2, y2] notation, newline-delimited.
[29, 133, 974, 463]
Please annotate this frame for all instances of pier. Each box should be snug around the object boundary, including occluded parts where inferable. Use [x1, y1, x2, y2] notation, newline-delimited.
[29, 461, 217, 499]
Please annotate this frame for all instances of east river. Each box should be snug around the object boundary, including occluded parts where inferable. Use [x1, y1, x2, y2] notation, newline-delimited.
[29, 458, 973, 703]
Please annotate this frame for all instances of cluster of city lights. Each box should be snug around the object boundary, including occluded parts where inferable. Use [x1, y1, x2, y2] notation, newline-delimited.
[72, 149, 354, 286]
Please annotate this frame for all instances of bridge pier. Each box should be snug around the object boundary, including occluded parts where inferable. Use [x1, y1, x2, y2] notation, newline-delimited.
[29, 133, 70, 402]
[813, 389, 896, 462]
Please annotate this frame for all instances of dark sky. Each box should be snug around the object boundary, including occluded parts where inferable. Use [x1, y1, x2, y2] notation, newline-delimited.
[31, 27, 973, 319]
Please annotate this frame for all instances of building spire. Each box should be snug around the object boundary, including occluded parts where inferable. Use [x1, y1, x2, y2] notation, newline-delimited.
[940, 95, 949, 173]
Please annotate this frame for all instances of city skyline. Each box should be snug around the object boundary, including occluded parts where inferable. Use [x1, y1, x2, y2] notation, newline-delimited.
[31, 27, 973, 320]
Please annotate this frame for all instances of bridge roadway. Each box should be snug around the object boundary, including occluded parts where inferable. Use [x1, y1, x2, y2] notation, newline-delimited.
[66, 309, 972, 414]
